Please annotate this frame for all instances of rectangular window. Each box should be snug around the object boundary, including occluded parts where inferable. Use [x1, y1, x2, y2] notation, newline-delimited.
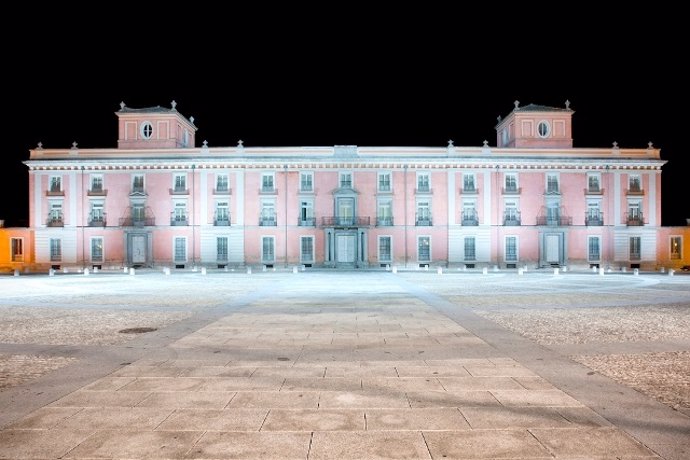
[91, 237, 104, 262]
[377, 199, 393, 226]
[417, 173, 430, 192]
[463, 174, 476, 192]
[49, 176, 62, 193]
[90, 175, 103, 192]
[262, 236, 275, 262]
[132, 203, 145, 222]
[416, 201, 431, 226]
[132, 175, 145, 193]
[90, 202, 104, 224]
[50, 238, 61, 261]
[588, 236, 600, 261]
[546, 174, 559, 193]
[505, 236, 518, 262]
[504, 200, 520, 225]
[461, 200, 477, 225]
[173, 174, 186, 192]
[378, 172, 391, 192]
[629, 175, 642, 192]
[300, 172, 313, 192]
[379, 236, 392, 262]
[587, 174, 601, 192]
[299, 200, 314, 225]
[260, 200, 276, 226]
[586, 201, 602, 225]
[670, 236, 682, 260]
[217, 237, 228, 261]
[173, 202, 187, 223]
[11, 237, 23, 262]
[504, 174, 518, 192]
[174, 237, 187, 262]
[300, 236, 314, 262]
[418, 236, 431, 262]
[630, 237, 641, 260]
[216, 174, 229, 192]
[261, 173, 275, 192]
[48, 202, 63, 225]
[215, 201, 229, 225]
[464, 237, 476, 261]
[339, 172, 352, 188]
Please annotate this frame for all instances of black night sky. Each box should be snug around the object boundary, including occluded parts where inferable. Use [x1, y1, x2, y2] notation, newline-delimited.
[3, 10, 688, 227]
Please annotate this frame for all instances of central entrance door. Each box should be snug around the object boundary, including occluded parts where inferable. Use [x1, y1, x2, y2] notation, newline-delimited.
[545, 234, 560, 264]
[336, 234, 356, 264]
[131, 235, 147, 265]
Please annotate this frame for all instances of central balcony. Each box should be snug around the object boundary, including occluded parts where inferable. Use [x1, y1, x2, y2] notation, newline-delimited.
[321, 216, 370, 227]
[119, 217, 155, 227]
[536, 215, 572, 226]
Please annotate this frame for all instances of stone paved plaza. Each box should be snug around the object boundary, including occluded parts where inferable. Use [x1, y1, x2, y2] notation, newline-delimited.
[0, 269, 688, 459]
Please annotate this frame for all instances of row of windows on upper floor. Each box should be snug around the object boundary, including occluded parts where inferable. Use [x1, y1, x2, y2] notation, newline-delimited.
[44, 172, 647, 196]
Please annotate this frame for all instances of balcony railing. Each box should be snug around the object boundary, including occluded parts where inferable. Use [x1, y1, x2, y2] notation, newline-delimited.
[259, 217, 277, 226]
[626, 212, 644, 226]
[169, 187, 189, 195]
[584, 187, 604, 195]
[87, 188, 108, 196]
[501, 186, 521, 195]
[260, 186, 276, 194]
[415, 215, 433, 226]
[461, 210, 479, 226]
[415, 186, 432, 194]
[298, 217, 316, 227]
[585, 212, 604, 226]
[45, 189, 64, 196]
[130, 186, 146, 195]
[214, 212, 230, 226]
[213, 187, 232, 195]
[545, 187, 560, 195]
[46, 215, 64, 227]
[503, 211, 521, 226]
[461, 186, 478, 194]
[626, 187, 645, 196]
[321, 216, 370, 227]
[171, 213, 189, 226]
[119, 217, 155, 227]
[376, 217, 394, 226]
[536, 215, 572, 226]
[88, 213, 107, 227]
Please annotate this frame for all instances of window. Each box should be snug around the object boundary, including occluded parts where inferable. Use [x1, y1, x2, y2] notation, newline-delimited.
[416, 201, 431, 226]
[546, 203, 561, 225]
[217, 237, 228, 261]
[11, 238, 23, 262]
[537, 120, 550, 138]
[377, 199, 393, 226]
[630, 237, 641, 260]
[132, 203, 145, 222]
[464, 237, 476, 261]
[216, 175, 229, 192]
[629, 175, 642, 192]
[587, 174, 601, 193]
[300, 236, 314, 263]
[49, 176, 61, 193]
[627, 201, 642, 225]
[183, 129, 189, 147]
[504, 174, 518, 192]
[261, 173, 275, 192]
[173, 202, 187, 224]
[417, 173, 430, 192]
[379, 236, 392, 262]
[262, 236, 275, 262]
[300, 172, 313, 192]
[504, 201, 520, 225]
[90, 175, 103, 193]
[91, 237, 104, 262]
[670, 236, 682, 260]
[462, 200, 478, 225]
[418, 236, 431, 262]
[502, 128, 509, 146]
[339, 172, 352, 188]
[260, 200, 276, 226]
[588, 236, 600, 261]
[215, 201, 229, 225]
[336, 197, 354, 222]
[174, 237, 187, 262]
[463, 174, 476, 192]
[48, 202, 63, 225]
[299, 199, 314, 226]
[505, 236, 518, 262]
[546, 174, 559, 193]
[50, 238, 61, 262]
[586, 201, 602, 225]
[173, 174, 186, 192]
[90, 202, 104, 224]
[140, 121, 153, 139]
[132, 175, 145, 193]
[378, 172, 391, 192]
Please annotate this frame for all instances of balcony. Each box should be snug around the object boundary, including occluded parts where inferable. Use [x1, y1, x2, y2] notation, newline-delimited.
[585, 211, 604, 226]
[260, 186, 276, 194]
[214, 212, 230, 226]
[45, 189, 64, 196]
[415, 215, 433, 226]
[626, 212, 644, 226]
[415, 186, 432, 194]
[536, 215, 572, 226]
[321, 216, 370, 227]
[298, 217, 316, 227]
[46, 215, 64, 227]
[130, 186, 146, 196]
[545, 187, 560, 195]
[503, 211, 521, 226]
[584, 187, 604, 195]
[171, 213, 189, 226]
[460, 186, 478, 195]
[259, 217, 277, 226]
[501, 186, 521, 195]
[626, 187, 645, 196]
[88, 213, 107, 227]
[461, 210, 479, 226]
[169, 187, 189, 195]
[376, 217, 394, 226]
[87, 188, 108, 196]
[119, 217, 155, 227]
[213, 187, 232, 195]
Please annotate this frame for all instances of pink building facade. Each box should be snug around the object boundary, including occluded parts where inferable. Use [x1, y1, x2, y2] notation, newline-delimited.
[5, 101, 687, 272]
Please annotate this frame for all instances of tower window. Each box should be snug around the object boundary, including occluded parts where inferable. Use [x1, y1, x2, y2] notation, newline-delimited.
[140, 122, 153, 140]
[537, 121, 550, 138]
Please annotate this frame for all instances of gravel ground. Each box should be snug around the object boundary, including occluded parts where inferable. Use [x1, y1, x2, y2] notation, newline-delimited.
[0, 354, 76, 389]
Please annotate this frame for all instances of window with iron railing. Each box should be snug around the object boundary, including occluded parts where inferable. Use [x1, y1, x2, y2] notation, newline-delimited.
[379, 236, 392, 262]
[588, 236, 600, 261]
[217, 237, 228, 261]
[418, 236, 431, 262]
[630, 236, 641, 260]
[464, 237, 476, 261]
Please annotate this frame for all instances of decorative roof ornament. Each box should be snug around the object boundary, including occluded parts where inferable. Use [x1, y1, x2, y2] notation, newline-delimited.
[71, 141, 78, 149]
[171, 100, 177, 111]
[483, 140, 489, 147]
[497, 115, 502, 122]
[120, 101, 125, 110]
[36, 142, 43, 150]
[514, 100, 520, 109]
[202, 140, 208, 147]
[189, 116, 194, 124]
[612, 141, 618, 148]
[648, 141, 654, 149]
[565, 100, 571, 109]
[447, 140, 454, 148]
[238, 140, 244, 148]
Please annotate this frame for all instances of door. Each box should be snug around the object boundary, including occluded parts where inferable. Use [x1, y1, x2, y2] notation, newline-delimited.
[336, 234, 356, 263]
[132, 235, 146, 264]
[545, 234, 560, 264]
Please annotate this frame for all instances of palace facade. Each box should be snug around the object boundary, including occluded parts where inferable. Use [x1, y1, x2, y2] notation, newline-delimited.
[2, 101, 688, 271]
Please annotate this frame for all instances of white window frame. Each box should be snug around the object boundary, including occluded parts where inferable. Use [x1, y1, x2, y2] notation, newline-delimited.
[339, 171, 353, 189]
[546, 173, 559, 193]
[217, 236, 229, 261]
[630, 236, 642, 261]
[417, 172, 431, 192]
[504, 173, 518, 192]
[90, 236, 104, 262]
[504, 235, 518, 262]
[462, 173, 476, 192]
[261, 236, 276, 263]
[587, 173, 601, 192]
[464, 236, 476, 261]
[50, 238, 61, 262]
[378, 171, 392, 192]
[300, 236, 315, 263]
[417, 236, 431, 263]
[378, 235, 392, 262]
[629, 174, 642, 192]
[49, 175, 62, 193]
[173, 201, 187, 223]
[215, 200, 230, 223]
[377, 198, 393, 226]
[173, 237, 187, 263]
[537, 120, 551, 138]
[299, 198, 314, 224]
[300, 171, 314, 192]
[173, 173, 187, 192]
[90, 174, 104, 192]
[10, 237, 24, 262]
[216, 174, 229, 192]
[260, 199, 276, 225]
[140, 121, 153, 140]
[588, 236, 601, 262]
[670, 235, 682, 260]
[132, 174, 145, 193]
[261, 172, 275, 192]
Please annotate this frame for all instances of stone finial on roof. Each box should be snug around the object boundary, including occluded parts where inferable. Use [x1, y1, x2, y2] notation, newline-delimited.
[612, 141, 618, 148]
[190, 116, 194, 124]
[71, 141, 78, 149]
[483, 140, 489, 147]
[36, 142, 43, 150]
[497, 115, 502, 122]
[120, 101, 125, 110]
[565, 100, 571, 109]
[238, 140, 244, 148]
[648, 141, 654, 149]
[202, 140, 208, 147]
[448, 140, 454, 148]
[171, 100, 177, 110]
[514, 100, 520, 109]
